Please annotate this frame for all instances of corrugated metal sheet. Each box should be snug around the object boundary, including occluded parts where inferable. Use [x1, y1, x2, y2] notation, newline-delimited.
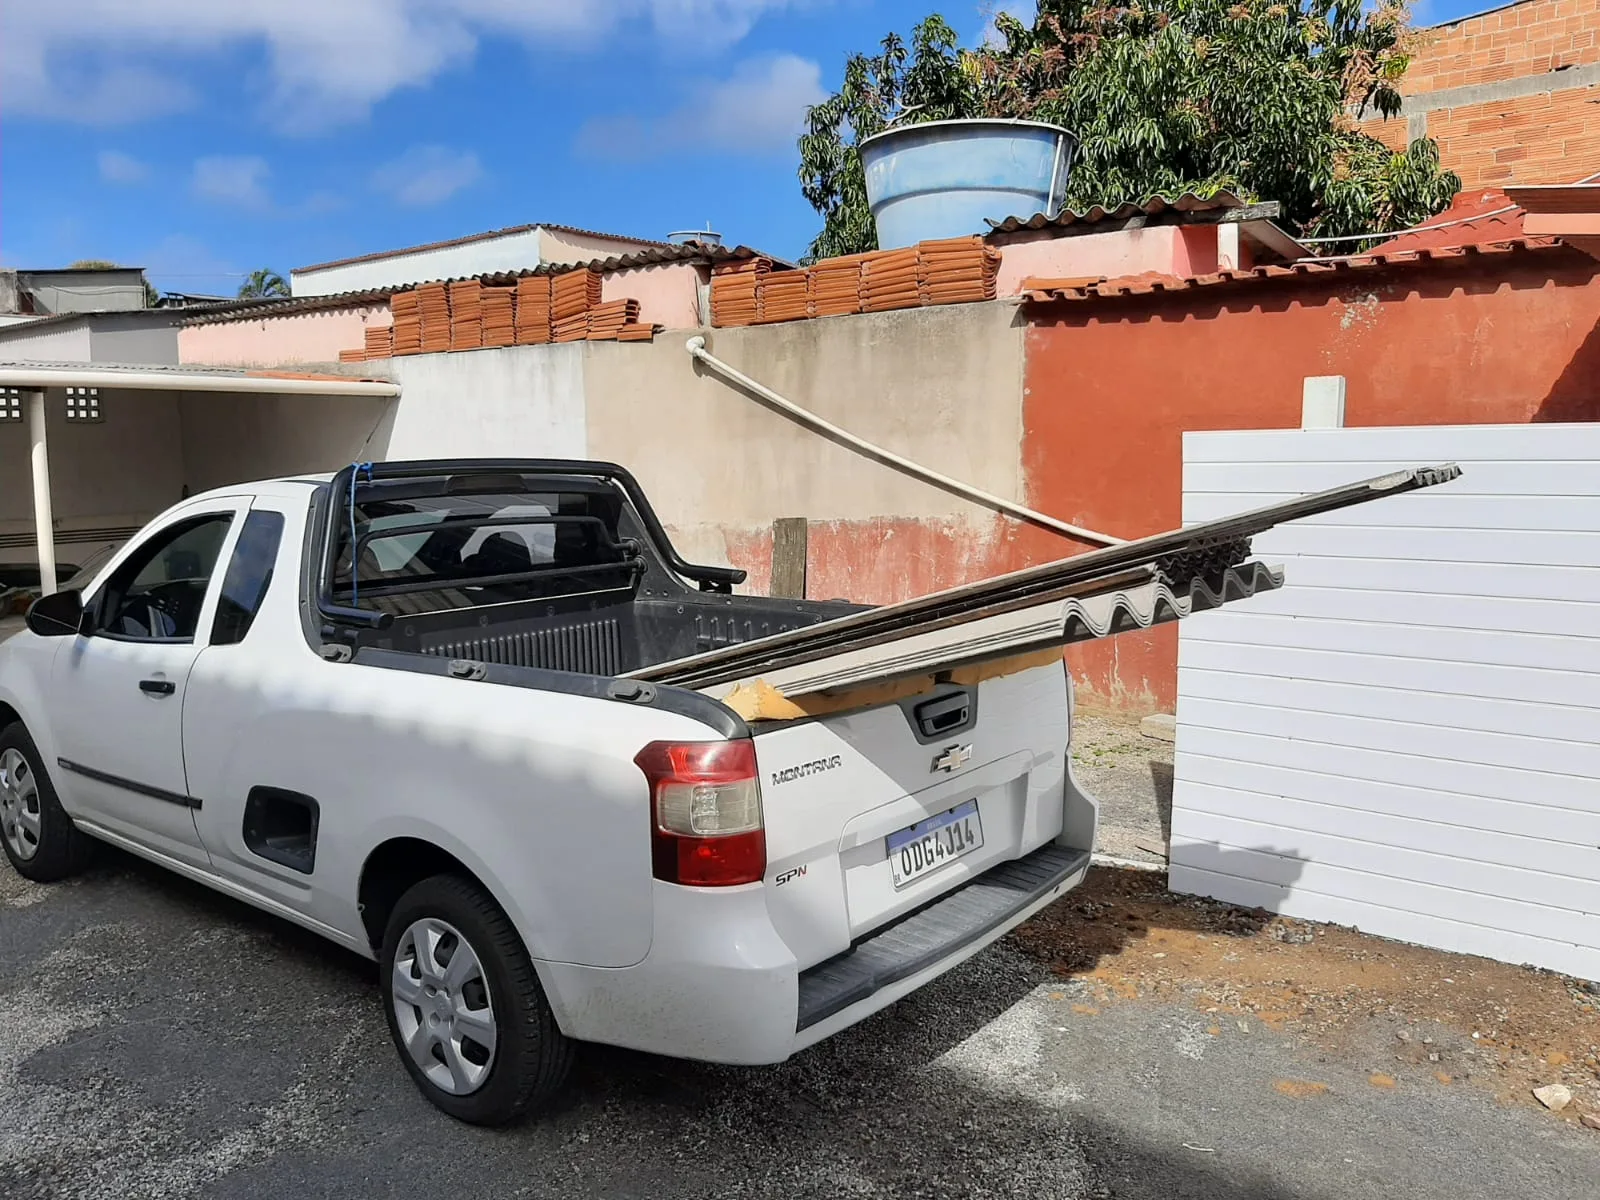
[1173, 423, 1600, 982]
[185, 244, 766, 326]
[294, 223, 675, 275]
[633, 464, 1460, 697]
[985, 190, 1249, 234]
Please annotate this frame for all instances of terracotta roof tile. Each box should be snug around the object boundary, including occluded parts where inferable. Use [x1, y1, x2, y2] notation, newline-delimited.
[1021, 237, 1567, 304]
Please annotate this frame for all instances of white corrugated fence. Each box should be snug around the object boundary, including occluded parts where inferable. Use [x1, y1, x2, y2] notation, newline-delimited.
[1172, 423, 1600, 981]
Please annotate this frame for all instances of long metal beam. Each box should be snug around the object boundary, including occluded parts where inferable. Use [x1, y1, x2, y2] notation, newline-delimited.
[631, 464, 1462, 692]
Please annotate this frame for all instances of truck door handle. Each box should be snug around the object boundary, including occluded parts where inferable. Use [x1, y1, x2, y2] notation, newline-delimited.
[139, 679, 176, 697]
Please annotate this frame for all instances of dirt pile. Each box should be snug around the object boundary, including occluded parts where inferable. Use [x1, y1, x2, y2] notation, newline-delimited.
[1011, 866, 1600, 1126]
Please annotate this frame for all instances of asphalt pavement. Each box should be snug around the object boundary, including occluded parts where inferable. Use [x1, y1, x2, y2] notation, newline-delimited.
[2, 848, 1594, 1200]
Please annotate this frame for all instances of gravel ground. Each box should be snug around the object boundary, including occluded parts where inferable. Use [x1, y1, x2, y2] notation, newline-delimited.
[1071, 710, 1173, 865]
[3, 849, 1596, 1199]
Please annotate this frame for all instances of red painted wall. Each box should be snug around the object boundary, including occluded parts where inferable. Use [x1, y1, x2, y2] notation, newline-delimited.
[1017, 246, 1600, 711]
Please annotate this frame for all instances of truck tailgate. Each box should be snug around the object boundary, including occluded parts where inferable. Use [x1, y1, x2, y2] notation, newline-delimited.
[752, 659, 1071, 972]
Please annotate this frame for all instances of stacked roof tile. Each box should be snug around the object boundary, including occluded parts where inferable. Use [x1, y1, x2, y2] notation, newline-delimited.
[337, 347, 366, 363]
[390, 289, 423, 355]
[860, 248, 921, 312]
[481, 286, 516, 348]
[711, 238, 1004, 328]
[810, 253, 869, 318]
[586, 299, 641, 340]
[1018, 237, 1563, 303]
[917, 236, 1001, 305]
[551, 269, 601, 343]
[448, 281, 484, 350]
[514, 276, 552, 345]
[363, 325, 394, 360]
[417, 283, 451, 353]
[710, 259, 770, 326]
[757, 270, 810, 323]
[615, 323, 659, 343]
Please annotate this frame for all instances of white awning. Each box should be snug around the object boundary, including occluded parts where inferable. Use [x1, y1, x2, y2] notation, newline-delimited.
[0, 360, 399, 398]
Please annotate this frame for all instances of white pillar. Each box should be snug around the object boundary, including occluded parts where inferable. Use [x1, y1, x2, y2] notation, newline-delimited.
[1301, 375, 1347, 430]
[26, 388, 56, 595]
[1217, 223, 1242, 271]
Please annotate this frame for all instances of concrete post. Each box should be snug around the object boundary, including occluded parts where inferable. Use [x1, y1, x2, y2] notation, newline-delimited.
[1217, 224, 1242, 272]
[1302, 375, 1347, 430]
[26, 388, 56, 595]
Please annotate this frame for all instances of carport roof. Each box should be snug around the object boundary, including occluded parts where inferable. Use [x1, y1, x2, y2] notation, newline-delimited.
[0, 360, 399, 397]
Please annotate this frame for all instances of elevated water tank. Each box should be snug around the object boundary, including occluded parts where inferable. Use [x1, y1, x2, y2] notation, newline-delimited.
[859, 118, 1076, 249]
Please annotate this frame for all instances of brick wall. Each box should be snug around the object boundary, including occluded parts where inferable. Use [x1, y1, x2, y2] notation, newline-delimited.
[1356, 0, 1600, 186]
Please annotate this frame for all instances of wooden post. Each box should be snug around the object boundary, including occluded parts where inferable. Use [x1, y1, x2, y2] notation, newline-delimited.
[770, 517, 808, 599]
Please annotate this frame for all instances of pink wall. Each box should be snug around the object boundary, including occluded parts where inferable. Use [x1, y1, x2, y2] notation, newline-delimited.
[994, 225, 1226, 293]
[179, 305, 391, 366]
[599, 261, 705, 329]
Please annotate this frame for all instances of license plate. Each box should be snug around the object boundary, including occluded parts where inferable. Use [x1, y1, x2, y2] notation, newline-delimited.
[886, 799, 984, 889]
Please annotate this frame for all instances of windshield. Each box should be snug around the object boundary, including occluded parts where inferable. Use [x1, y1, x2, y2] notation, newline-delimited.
[60, 541, 124, 593]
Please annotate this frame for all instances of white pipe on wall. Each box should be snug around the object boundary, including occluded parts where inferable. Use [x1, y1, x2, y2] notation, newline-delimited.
[26, 388, 57, 595]
[684, 336, 1123, 547]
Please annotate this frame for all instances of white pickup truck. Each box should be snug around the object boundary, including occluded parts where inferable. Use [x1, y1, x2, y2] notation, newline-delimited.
[0, 456, 1456, 1125]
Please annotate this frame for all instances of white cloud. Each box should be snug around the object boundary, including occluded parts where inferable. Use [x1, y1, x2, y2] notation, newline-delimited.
[577, 55, 825, 161]
[98, 150, 150, 184]
[2, 1, 808, 132]
[371, 146, 485, 207]
[192, 155, 272, 209]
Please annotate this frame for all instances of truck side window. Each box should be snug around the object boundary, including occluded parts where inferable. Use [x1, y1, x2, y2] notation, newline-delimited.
[211, 511, 287, 646]
[92, 514, 234, 642]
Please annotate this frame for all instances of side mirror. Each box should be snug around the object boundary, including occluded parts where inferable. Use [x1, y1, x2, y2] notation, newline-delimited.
[25, 589, 85, 638]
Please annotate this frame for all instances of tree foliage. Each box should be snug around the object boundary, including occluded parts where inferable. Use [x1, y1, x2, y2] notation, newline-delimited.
[238, 269, 290, 299]
[798, 1, 1461, 261]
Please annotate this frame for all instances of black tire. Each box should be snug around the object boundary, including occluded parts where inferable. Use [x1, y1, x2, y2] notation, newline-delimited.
[0, 722, 93, 882]
[380, 873, 573, 1125]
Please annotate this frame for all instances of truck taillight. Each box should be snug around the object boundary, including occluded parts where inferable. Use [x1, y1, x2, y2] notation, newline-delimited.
[634, 739, 766, 887]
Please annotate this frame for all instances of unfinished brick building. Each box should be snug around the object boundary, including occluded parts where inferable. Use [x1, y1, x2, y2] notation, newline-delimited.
[1358, 0, 1600, 186]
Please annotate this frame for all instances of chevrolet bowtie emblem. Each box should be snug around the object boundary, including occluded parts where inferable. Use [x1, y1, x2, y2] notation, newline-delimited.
[933, 743, 973, 773]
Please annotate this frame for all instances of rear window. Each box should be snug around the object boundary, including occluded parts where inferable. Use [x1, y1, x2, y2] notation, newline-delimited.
[335, 490, 632, 609]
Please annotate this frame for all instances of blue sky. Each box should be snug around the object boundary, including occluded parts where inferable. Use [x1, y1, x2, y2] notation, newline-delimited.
[2, 0, 1493, 296]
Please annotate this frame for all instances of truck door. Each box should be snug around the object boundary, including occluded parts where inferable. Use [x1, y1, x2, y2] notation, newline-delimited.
[49, 500, 249, 868]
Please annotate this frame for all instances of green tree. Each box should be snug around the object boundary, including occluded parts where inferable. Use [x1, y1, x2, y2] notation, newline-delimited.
[69, 258, 159, 307]
[798, 1, 1460, 261]
[238, 268, 290, 299]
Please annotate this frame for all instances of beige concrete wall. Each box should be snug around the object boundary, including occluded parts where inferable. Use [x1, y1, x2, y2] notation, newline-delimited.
[180, 305, 390, 367]
[539, 228, 663, 265]
[0, 390, 185, 564]
[599, 261, 704, 329]
[582, 301, 1026, 572]
[176, 392, 393, 494]
[384, 345, 586, 462]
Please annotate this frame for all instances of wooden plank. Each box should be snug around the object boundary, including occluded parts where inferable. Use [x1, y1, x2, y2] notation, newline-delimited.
[1184, 424, 1600, 463]
[1185, 492, 1600, 531]
[1178, 638, 1600, 707]
[769, 516, 808, 600]
[1168, 816, 1600, 939]
[1181, 669, 1598, 742]
[1174, 749, 1600, 846]
[1175, 723, 1598, 813]
[1184, 458, 1594, 496]
[1183, 590, 1599, 642]
[1179, 695, 1600, 779]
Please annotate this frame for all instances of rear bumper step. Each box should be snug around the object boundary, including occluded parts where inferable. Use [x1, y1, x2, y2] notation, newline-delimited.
[795, 843, 1091, 1031]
